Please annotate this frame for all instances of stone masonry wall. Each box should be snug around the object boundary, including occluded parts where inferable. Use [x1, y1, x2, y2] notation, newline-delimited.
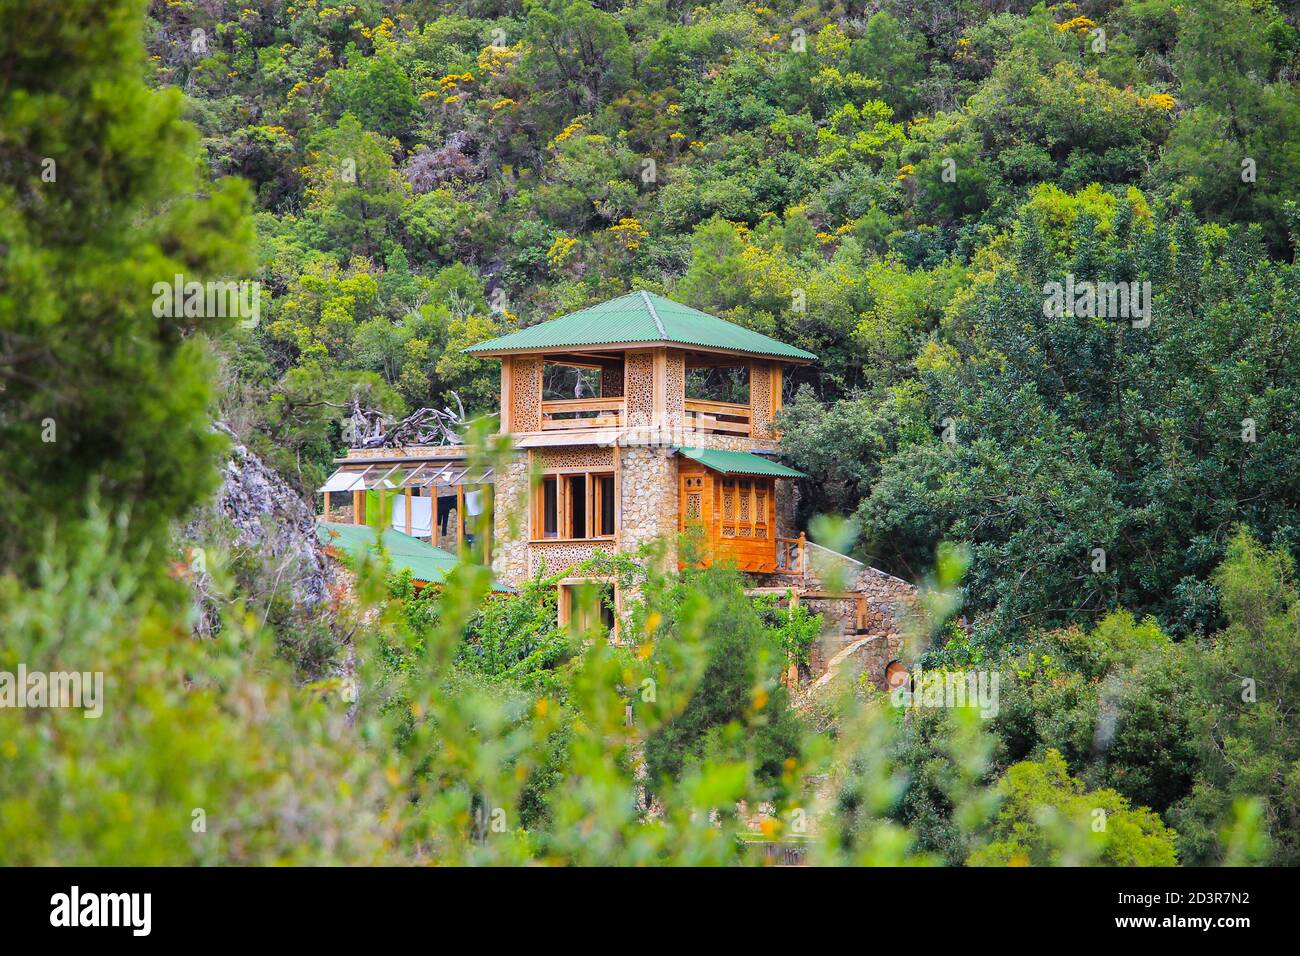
[618, 445, 678, 572]
[766, 545, 917, 689]
[492, 451, 531, 587]
[774, 478, 798, 540]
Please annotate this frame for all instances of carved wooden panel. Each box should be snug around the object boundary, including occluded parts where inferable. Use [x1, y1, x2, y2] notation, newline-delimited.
[677, 463, 775, 570]
[678, 465, 710, 539]
[624, 351, 655, 427]
[529, 540, 599, 576]
[539, 446, 614, 470]
[750, 362, 773, 438]
[511, 357, 543, 432]
[685, 492, 701, 520]
[664, 350, 685, 426]
[601, 363, 624, 398]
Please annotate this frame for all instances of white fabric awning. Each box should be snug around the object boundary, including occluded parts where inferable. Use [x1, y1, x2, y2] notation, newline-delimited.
[319, 472, 398, 493]
[320, 471, 368, 493]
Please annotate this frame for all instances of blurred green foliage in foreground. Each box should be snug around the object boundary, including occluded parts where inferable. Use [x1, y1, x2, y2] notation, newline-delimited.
[0, 497, 1290, 864]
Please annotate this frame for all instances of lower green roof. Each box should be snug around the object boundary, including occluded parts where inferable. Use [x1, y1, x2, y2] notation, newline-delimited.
[315, 522, 510, 590]
[674, 447, 806, 478]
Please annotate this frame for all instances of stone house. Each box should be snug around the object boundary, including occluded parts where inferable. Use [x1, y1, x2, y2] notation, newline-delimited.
[318, 292, 914, 687]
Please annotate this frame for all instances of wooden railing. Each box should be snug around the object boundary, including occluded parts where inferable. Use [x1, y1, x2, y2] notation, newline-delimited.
[776, 534, 806, 574]
[540, 397, 623, 430]
[684, 398, 751, 435]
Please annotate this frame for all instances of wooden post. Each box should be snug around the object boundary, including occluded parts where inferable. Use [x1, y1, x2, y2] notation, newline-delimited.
[456, 484, 466, 552]
[798, 532, 806, 576]
[322, 490, 330, 522]
[613, 440, 622, 548]
[481, 485, 492, 566]
[586, 474, 594, 539]
[500, 358, 513, 433]
[404, 487, 412, 536]
[748, 361, 755, 437]
[353, 490, 364, 525]
[557, 584, 571, 628]
[527, 448, 536, 540]
[651, 348, 667, 432]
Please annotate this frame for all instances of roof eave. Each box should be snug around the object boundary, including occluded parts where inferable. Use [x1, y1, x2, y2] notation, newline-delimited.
[462, 340, 816, 364]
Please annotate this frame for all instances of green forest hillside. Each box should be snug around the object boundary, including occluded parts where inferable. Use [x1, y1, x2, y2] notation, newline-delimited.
[2, 0, 1299, 868]
[143, 0, 1300, 643]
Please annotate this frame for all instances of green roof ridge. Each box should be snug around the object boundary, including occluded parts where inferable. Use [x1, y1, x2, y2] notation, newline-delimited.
[640, 289, 668, 337]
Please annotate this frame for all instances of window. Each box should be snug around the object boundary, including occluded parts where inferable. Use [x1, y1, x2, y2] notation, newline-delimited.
[541, 476, 559, 538]
[543, 362, 601, 401]
[596, 473, 615, 536]
[534, 470, 615, 540]
[717, 476, 773, 540]
[565, 474, 586, 538]
[558, 578, 619, 639]
[686, 364, 749, 405]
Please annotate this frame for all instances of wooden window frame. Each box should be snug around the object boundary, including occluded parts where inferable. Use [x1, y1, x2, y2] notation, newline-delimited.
[557, 576, 621, 640]
[532, 468, 617, 543]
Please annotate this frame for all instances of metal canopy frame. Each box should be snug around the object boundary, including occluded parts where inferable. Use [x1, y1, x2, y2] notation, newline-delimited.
[319, 461, 494, 495]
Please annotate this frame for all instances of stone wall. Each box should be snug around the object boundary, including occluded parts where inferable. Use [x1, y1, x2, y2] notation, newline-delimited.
[852, 565, 917, 637]
[807, 633, 901, 696]
[774, 478, 798, 540]
[492, 451, 531, 586]
[618, 445, 678, 572]
[765, 543, 917, 690]
[493, 443, 679, 587]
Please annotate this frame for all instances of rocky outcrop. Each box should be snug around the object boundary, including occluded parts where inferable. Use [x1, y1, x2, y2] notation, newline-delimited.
[181, 423, 335, 647]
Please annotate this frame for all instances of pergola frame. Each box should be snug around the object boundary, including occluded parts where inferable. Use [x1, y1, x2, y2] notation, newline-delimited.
[319, 457, 494, 561]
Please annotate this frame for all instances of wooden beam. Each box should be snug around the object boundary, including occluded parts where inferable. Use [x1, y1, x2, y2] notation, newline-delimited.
[404, 487, 412, 536]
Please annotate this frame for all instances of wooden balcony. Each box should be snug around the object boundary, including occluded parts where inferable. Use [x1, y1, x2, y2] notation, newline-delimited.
[684, 398, 751, 436]
[540, 397, 624, 430]
[538, 396, 756, 437]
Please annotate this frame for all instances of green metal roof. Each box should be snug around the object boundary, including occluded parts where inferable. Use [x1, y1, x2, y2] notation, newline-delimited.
[315, 522, 510, 590]
[463, 291, 816, 363]
[675, 447, 806, 478]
